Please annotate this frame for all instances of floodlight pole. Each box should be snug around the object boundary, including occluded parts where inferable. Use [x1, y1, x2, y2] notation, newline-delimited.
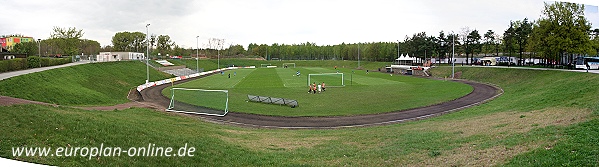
[358, 43, 360, 68]
[397, 40, 400, 59]
[146, 23, 150, 83]
[196, 36, 199, 73]
[452, 31, 455, 79]
[37, 39, 41, 67]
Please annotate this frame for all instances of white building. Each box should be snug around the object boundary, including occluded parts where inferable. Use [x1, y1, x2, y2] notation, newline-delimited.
[96, 52, 145, 62]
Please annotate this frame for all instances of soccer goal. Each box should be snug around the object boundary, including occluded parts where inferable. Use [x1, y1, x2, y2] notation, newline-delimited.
[260, 64, 272, 68]
[282, 63, 296, 68]
[307, 73, 345, 87]
[166, 88, 229, 116]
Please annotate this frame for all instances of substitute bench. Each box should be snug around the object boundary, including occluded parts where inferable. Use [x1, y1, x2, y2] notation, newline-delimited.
[247, 95, 298, 108]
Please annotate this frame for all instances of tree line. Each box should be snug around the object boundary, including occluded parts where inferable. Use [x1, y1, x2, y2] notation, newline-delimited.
[12, 2, 599, 66]
[12, 27, 101, 58]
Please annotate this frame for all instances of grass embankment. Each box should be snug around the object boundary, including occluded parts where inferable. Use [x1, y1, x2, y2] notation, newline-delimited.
[165, 67, 472, 116]
[0, 61, 172, 106]
[1, 64, 599, 166]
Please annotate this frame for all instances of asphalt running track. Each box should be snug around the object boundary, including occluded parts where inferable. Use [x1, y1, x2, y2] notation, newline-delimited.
[140, 75, 503, 129]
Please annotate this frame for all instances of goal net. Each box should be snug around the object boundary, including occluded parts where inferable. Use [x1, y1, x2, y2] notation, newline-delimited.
[260, 64, 272, 68]
[308, 73, 344, 87]
[166, 88, 229, 116]
[282, 63, 295, 68]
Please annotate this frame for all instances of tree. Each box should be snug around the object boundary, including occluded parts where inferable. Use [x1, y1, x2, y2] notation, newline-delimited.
[79, 39, 100, 55]
[49, 27, 84, 56]
[436, 31, 448, 63]
[513, 18, 533, 65]
[460, 27, 480, 65]
[111, 32, 146, 52]
[11, 41, 38, 56]
[156, 35, 174, 58]
[467, 30, 482, 64]
[483, 30, 496, 57]
[528, 2, 595, 66]
[503, 23, 516, 63]
[446, 33, 461, 63]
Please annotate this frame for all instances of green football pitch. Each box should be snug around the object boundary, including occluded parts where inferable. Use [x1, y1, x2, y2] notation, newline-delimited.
[163, 67, 473, 116]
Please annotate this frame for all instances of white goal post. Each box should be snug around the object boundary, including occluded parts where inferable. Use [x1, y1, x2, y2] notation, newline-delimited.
[166, 88, 229, 116]
[282, 63, 296, 68]
[307, 73, 345, 87]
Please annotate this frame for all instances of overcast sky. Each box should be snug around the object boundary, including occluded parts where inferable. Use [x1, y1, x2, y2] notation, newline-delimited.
[1, 0, 597, 49]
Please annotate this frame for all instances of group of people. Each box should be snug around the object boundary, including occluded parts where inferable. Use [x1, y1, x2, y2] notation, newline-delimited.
[221, 71, 236, 78]
[308, 82, 326, 94]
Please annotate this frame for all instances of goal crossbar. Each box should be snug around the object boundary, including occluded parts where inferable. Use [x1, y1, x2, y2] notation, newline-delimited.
[282, 63, 296, 68]
[166, 88, 229, 116]
[307, 73, 345, 87]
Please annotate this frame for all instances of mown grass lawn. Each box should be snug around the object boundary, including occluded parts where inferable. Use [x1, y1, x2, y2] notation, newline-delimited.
[164, 67, 472, 116]
[1, 61, 599, 166]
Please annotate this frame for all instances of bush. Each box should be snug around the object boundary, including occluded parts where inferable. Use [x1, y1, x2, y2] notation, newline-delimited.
[47, 57, 71, 66]
[40, 57, 50, 67]
[0, 57, 72, 73]
[27, 56, 41, 68]
[0, 58, 27, 73]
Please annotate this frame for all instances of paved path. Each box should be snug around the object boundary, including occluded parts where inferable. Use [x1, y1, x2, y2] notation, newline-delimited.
[0, 60, 91, 81]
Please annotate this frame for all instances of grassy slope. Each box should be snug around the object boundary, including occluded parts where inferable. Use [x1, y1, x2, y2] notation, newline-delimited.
[1, 64, 599, 166]
[0, 61, 172, 106]
[430, 66, 599, 166]
[165, 67, 472, 116]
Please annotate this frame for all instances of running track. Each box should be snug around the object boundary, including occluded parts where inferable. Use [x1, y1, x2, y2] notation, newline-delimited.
[140, 76, 503, 129]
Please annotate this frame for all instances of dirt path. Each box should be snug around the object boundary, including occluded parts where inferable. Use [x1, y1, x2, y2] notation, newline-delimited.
[139, 77, 503, 129]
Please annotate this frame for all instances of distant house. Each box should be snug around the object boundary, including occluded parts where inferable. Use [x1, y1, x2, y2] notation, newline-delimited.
[0, 36, 35, 51]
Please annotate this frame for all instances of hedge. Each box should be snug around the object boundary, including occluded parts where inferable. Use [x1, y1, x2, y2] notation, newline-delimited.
[0, 57, 72, 73]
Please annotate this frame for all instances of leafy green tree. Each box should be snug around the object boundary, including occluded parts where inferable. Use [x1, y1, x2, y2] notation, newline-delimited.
[461, 29, 481, 64]
[513, 18, 533, 65]
[49, 27, 84, 56]
[111, 32, 146, 52]
[528, 2, 595, 65]
[436, 31, 450, 63]
[12, 41, 38, 56]
[156, 35, 174, 58]
[503, 23, 516, 61]
[79, 39, 100, 55]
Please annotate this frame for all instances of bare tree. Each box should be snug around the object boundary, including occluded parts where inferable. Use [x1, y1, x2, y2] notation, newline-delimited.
[460, 27, 472, 64]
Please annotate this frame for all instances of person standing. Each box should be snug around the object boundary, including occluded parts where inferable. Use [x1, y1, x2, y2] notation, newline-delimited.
[586, 62, 590, 73]
[321, 82, 326, 92]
